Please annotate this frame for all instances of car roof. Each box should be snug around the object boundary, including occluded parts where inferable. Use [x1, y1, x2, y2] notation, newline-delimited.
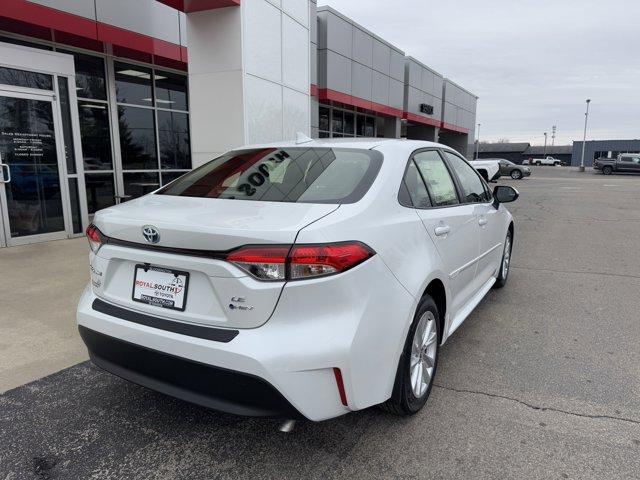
[232, 137, 449, 152]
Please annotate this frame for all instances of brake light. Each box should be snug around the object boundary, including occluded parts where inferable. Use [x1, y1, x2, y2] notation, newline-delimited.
[226, 241, 375, 281]
[85, 224, 104, 253]
[226, 245, 289, 281]
[289, 242, 374, 279]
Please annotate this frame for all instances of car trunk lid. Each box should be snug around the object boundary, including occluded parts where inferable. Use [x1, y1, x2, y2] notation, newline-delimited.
[90, 194, 339, 328]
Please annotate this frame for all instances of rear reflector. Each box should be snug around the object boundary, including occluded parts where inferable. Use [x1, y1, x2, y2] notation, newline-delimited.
[333, 368, 348, 406]
[226, 242, 375, 281]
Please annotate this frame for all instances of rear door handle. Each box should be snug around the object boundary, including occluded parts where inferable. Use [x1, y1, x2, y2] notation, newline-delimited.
[478, 217, 488, 226]
[434, 225, 450, 237]
[0, 164, 10, 184]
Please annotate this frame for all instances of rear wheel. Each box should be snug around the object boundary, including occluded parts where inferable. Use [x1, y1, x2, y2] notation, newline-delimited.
[602, 165, 613, 175]
[380, 296, 440, 415]
[535, 161, 542, 166]
[493, 230, 512, 289]
[510, 169, 522, 179]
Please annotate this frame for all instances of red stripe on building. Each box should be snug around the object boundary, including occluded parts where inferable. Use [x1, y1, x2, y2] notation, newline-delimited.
[0, 0, 98, 39]
[157, 0, 240, 13]
[97, 23, 183, 63]
[0, 0, 188, 69]
[318, 88, 403, 119]
[402, 112, 440, 128]
[440, 122, 469, 134]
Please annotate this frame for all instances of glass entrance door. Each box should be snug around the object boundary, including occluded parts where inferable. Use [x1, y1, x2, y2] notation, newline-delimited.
[0, 90, 67, 245]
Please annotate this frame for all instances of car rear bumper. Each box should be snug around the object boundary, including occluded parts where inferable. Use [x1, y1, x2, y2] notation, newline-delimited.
[522, 170, 532, 177]
[76, 254, 415, 421]
[79, 325, 301, 418]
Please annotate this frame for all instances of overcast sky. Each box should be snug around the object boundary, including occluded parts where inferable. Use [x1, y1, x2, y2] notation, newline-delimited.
[323, 0, 640, 145]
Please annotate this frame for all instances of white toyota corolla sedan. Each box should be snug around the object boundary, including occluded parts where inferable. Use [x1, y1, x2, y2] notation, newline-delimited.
[77, 138, 518, 422]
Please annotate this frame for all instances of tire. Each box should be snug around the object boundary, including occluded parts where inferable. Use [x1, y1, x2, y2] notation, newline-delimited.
[493, 230, 512, 289]
[602, 166, 613, 175]
[380, 295, 440, 415]
[478, 169, 489, 182]
[510, 169, 522, 180]
[554, 162, 561, 166]
[535, 161, 541, 166]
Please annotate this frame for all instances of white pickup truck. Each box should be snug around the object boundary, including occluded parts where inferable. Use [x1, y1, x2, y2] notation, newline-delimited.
[523, 156, 563, 166]
[470, 159, 501, 182]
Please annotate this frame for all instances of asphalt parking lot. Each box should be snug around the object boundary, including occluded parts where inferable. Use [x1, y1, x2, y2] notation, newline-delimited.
[1, 167, 640, 479]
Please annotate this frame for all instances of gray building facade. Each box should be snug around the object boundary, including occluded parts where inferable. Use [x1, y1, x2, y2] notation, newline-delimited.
[314, 6, 478, 157]
[570, 139, 640, 167]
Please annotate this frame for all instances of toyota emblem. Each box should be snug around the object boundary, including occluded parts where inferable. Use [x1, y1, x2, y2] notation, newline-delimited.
[142, 225, 160, 244]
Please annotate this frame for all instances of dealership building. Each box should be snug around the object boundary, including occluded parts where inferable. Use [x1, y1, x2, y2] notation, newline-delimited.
[0, 0, 477, 247]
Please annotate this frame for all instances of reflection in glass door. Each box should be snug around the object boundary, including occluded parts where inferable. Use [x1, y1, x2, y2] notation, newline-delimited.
[0, 92, 66, 244]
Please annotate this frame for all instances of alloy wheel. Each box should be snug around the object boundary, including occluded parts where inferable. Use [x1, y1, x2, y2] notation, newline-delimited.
[410, 311, 438, 398]
[502, 234, 512, 278]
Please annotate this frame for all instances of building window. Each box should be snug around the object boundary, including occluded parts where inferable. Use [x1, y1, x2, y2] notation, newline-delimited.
[114, 62, 153, 106]
[318, 104, 377, 138]
[115, 61, 191, 199]
[61, 51, 118, 215]
[118, 105, 158, 170]
[158, 111, 191, 170]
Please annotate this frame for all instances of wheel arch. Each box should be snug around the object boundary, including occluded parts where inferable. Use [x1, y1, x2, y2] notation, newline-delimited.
[421, 278, 447, 344]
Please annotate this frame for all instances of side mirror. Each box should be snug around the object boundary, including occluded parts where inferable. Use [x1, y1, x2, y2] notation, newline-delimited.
[493, 185, 519, 207]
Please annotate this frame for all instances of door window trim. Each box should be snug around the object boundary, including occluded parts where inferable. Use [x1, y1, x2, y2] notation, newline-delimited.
[397, 147, 462, 210]
[439, 148, 493, 205]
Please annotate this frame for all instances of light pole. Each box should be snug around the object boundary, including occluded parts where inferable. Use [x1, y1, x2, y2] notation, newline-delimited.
[579, 99, 591, 172]
[551, 125, 556, 146]
[543, 132, 548, 158]
[475, 123, 481, 159]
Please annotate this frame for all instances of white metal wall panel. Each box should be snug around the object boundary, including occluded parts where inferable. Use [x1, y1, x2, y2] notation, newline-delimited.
[372, 70, 389, 105]
[310, 42, 317, 86]
[96, 0, 181, 45]
[283, 87, 310, 139]
[324, 49, 351, 93]
[282, 0, 308, 27]
[324, 11, 352, 58]
[245, 74, 284, 144]
[179, 12, 188, 46]
[389, 78, 404, 110]
[29, 0, 96, 19]
[389, 49, 404, 82]
[352, 27, 372, 68]
[244, 0, 282, 83]
[283, 14, 310, 92]
[372, 39, 390, 76]
[351, 61, 372, 101]
[309, 0, 317, 44]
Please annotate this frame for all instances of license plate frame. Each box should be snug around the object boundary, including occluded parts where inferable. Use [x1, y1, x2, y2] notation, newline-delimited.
[132, 264, 190, 312]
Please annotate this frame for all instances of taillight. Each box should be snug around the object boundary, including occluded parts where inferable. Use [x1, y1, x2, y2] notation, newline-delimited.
[289, 242, 374, 279]
[226, 241, 375, 281]
[226, 245, 289, 281]
[85, 224, 104, 253]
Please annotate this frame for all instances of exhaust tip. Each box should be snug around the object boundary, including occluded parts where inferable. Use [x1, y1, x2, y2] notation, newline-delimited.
[278, 419, 296, 433]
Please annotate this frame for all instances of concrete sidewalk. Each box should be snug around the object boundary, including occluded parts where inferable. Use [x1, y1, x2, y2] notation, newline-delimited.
[0, 237, 89, 392]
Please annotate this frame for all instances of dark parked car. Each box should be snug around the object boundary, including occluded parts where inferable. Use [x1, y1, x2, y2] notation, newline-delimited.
[482, 158, 531, 179]
[593, 154, 640, 175]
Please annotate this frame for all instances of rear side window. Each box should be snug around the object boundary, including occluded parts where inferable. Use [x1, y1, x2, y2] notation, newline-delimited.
[157, 147, 382, 204]
[413, 151, 458, 207]
[442, 151, 490, 203]
[399, 161, 431, 208]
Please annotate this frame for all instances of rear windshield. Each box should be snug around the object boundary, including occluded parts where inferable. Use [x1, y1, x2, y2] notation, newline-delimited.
[157, 147, 383, 204]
